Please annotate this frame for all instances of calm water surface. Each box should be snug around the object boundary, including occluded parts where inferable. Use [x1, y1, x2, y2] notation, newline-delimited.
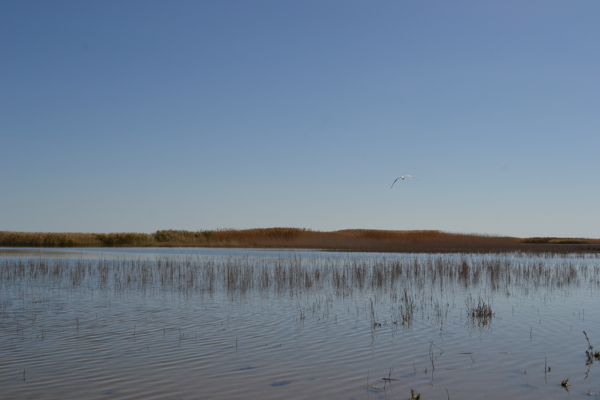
[1, 248, 600, 399]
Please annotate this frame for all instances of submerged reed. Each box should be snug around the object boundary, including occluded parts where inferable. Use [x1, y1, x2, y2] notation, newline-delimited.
[1, 253, 598, 302]
[0, 252, 584, 342]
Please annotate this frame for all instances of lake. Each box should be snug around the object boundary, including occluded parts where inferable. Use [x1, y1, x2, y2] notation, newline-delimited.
[1, 247, 599, 399]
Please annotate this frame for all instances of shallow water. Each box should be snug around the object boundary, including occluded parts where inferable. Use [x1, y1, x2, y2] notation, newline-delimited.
[1, 248, 600, 399]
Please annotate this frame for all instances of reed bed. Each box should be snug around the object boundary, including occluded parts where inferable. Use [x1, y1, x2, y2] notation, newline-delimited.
[2, 254, 598, 298]
[2, 228, 600, 253]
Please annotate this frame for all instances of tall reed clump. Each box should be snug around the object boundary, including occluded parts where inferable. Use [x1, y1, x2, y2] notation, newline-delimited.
[466, 295, 494, 328]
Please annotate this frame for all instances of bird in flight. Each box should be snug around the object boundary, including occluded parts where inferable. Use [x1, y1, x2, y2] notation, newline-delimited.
[391, 175, 420, 188]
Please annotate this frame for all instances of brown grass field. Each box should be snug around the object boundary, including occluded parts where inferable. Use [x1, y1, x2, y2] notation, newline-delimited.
[1, 228, 599, 253]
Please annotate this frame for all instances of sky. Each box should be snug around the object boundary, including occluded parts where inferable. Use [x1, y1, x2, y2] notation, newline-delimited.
[1, 1, 599, 238]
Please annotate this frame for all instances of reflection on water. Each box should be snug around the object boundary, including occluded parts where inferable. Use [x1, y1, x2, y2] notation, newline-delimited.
[1, 248, 600, 399]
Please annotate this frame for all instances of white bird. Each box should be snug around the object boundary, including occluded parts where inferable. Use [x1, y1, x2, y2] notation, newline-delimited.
[390, 175, 420, 188]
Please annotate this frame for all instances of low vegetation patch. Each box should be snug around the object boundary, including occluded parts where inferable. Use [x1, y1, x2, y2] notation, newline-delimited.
[0, 228, 599, 253]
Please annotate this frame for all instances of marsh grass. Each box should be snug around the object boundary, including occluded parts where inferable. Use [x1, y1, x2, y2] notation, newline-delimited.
[2, 228, 600, 253]
[0, 232, 98, 247]
[2, 254, 598, 308]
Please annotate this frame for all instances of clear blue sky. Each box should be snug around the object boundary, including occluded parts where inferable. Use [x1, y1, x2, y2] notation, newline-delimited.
[1, 1, 599, 238]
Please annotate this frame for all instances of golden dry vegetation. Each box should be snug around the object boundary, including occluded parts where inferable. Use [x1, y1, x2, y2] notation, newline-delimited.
[1, 228, 599, 253]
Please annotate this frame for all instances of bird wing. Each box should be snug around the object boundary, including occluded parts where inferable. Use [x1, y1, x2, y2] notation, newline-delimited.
[405, 175, 420, 181]
[390, 177, 401, 188]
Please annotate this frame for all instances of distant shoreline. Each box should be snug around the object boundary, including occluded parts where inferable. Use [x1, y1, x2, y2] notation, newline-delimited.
[1, 228, 599, 254]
